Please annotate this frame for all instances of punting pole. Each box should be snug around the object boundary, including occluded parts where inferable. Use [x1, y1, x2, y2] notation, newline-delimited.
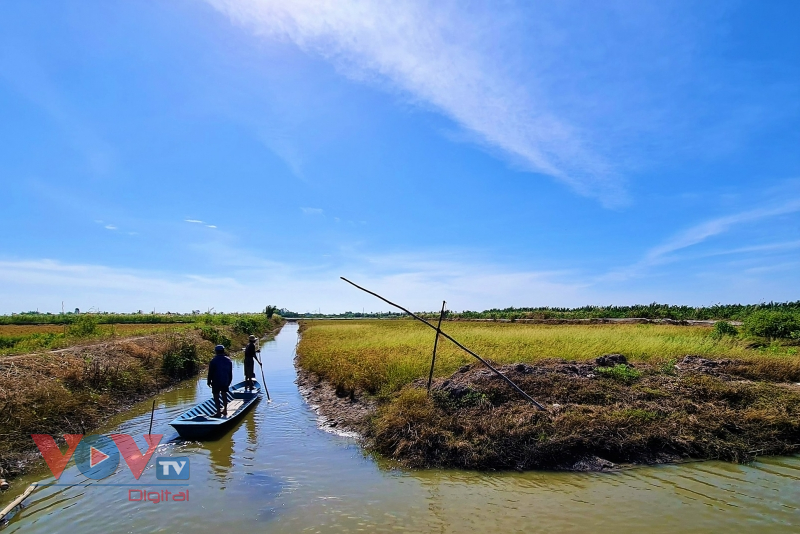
[0, 483, 37, 523]
[256, 338, 271, 401]
[340, 277, 547, 411]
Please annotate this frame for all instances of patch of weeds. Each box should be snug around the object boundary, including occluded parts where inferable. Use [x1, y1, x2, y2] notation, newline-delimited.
[758, 343, 798, 356]
[432, 388, 490, 410]
[712, 321, 738, 339]
[659, 358, 678, 375]
[68, 315, 98, 337]
[0, 335, 22, 349]
[596, 364, 642, 384]
[199, 326, 231, 348]
[162, 336, 201, 379]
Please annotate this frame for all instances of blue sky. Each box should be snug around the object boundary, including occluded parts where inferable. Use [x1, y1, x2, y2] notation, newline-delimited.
[1, 0, 799, 314]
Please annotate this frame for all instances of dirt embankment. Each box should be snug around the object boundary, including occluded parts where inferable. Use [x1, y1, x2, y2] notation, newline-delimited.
[0, 333, 212, 480]
[298, 354, 800, 471]
[0, 321, 284, 480]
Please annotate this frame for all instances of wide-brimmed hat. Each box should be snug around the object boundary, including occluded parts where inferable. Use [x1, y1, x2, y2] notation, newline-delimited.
[248, 335, 257, 342]
[215, 345, 226, 353]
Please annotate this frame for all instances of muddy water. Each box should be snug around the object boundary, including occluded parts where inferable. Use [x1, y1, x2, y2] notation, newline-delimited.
[3, 322, 800, 533]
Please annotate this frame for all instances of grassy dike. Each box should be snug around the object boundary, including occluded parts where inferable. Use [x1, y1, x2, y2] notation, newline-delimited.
[0, 316, 284, 480]
[296, 320, 800, 470]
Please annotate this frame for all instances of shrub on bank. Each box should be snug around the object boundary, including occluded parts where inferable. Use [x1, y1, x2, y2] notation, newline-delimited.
[742, 311, 800, 340]
[68, 315, 98, 337]
[162, 335, 202, 379]
[199, 326, 232, 348]
[712, 321, 739, 338]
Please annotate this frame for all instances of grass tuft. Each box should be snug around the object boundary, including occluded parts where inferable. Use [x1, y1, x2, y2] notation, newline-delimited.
[596, 364, 642, 384]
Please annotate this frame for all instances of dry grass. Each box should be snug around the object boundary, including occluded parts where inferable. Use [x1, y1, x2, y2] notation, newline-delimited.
[368, 360, 800, 469]
[0, 332, 217, 479]
[297, 320, 777, 396]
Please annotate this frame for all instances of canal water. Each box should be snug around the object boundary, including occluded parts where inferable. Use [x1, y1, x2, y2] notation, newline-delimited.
[2, 322, 800, 533]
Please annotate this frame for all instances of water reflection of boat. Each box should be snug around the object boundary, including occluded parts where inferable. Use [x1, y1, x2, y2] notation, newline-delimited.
[169, 381, 261, 439]
[208, 431, 235, 480]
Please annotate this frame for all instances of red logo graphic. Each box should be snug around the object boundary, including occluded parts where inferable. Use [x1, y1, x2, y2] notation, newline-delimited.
[90, 446, 109, 467]
[32, 434, 163, 480]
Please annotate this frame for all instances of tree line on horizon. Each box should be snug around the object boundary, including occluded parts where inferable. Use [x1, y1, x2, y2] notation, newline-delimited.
[281, 301, 800, 321]
[4, 301, 800, 324]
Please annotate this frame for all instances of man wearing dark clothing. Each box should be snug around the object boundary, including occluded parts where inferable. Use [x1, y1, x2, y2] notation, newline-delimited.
[244, 335, 261, 392]
[207, 345, 233, 417]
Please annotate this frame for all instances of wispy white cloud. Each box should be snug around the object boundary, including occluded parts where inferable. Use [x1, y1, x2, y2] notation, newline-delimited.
[644, 199, 800, 264]
[602, 197, 800, 281]
[301, 207, 324, 216]
[206, 225, 217, 229]
[700, 240, 800, 258]
[205, 0, 625, 206]
[104, 225, 117, 230]
[185, 219, 204, 224]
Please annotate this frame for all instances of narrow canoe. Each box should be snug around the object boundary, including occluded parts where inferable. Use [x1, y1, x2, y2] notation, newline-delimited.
[169, 381, 261, 439]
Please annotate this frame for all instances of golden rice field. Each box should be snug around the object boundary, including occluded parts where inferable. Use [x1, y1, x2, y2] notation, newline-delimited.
[296, 319, 783, 396]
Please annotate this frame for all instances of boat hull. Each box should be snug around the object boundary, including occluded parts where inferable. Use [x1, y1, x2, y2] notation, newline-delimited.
[169, 381, 261, 439]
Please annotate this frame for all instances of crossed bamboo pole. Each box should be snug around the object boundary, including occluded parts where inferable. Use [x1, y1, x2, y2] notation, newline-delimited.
[340, 277, 546, 411]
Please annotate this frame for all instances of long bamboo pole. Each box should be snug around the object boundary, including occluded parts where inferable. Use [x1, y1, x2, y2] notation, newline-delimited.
[0, 483, 37, 523]
[426, 301, 446, 394]
[256, 338, 271, 401]
[340, 277, 546, 411]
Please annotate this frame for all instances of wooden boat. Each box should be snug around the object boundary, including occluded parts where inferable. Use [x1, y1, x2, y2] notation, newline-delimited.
[169, 381, 261, 439]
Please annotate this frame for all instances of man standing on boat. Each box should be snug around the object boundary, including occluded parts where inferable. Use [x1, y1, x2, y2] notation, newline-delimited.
[207, 344, 233, 417]
[244, 335, 261, 392]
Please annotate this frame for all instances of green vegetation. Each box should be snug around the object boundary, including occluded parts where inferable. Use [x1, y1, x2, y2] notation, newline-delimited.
[596, 363, 642, 384]
[0, 313, 282, 356]
[742, 310, 800, 340]
[712, 320, 739, 338]
[68, 314, 99, 337]
[0, 311, 282, 327]
[450, 302, 800, 321]
[282, 301, 800, 321]
[162, 335, 202, 379]
[199, 326, 232, 348]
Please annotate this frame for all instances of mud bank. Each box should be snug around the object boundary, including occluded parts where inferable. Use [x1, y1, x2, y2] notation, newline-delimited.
[297, 355, 800, 471]
[296, 366, 376, 437]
